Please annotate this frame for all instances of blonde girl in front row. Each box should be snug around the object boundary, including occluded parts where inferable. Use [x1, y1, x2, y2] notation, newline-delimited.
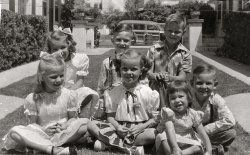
[156, 81, 212, 155]
[3, 53, 88, 155]
[87, 50, 159, 155]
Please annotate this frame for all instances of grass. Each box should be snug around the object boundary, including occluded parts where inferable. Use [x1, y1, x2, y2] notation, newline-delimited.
[0, 49, 250, 154]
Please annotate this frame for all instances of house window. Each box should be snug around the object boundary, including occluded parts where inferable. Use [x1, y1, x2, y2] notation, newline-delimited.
[242, 0, 250, 11]
[55, 5, 59, 22]
[218, 3, 222, 19]
[229, 0, 233, 11]
[43, 0, 47, 16]
[32, 0, 36, 15]
[9, 0, 15, 12]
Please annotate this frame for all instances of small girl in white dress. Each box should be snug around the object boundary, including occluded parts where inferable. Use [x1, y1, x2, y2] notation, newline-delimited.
[155, 81, 212, 155]
[43, 26, 99, 118]
[87, 50, 160, 155]
[3, 53, 88, 155]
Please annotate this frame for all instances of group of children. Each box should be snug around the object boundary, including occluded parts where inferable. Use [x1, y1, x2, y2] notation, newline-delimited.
[2, 13, 236, 155]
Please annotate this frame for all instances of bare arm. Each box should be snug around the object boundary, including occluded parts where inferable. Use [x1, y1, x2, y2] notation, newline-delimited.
[107, 113, 129, 138]
[68, 76, 85, 90]
[165, 121, 181, 154]
[168, 70, 188, 82]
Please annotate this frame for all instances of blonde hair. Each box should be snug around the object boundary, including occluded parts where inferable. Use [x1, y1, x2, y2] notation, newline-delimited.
[165, 13, 186, 31]
[33, 53, 65, 100]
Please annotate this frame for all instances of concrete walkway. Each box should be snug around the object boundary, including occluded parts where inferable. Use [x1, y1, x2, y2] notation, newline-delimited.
[0, 49, 250, 134]
[225, 93, 250, 133]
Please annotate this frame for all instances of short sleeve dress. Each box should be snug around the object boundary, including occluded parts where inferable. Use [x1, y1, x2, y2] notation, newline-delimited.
[3, 88, 88, 152]
[155, 107, 204, 150]
[64, 53, 99, 116]
[96, 84, 160, 154]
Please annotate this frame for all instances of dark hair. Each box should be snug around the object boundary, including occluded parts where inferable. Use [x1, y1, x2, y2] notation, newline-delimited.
[166, 81, 193, 107]
[165, 13, 186, 31]
[116, 49, 151, 81]
[113, 24, 133, 35]
[193, 64, 216, 78]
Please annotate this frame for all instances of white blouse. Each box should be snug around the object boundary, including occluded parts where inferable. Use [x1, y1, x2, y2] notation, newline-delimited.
[104, 84, 160, 122]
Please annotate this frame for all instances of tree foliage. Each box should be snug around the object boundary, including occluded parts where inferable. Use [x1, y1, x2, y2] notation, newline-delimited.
[61, 0, 75, 29]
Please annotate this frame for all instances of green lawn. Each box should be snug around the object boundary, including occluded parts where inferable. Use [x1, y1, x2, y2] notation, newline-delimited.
[0, 49, 250, 154]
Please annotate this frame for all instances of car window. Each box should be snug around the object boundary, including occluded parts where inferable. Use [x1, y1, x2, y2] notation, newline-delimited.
[134, 24, 145, 30]
[147, 25, 158, 31]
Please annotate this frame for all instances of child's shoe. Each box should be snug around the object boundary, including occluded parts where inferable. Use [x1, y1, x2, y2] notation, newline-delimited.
[94, 140, 107, 151]
[212, 144, 224, 155]
[134, 146, 144, 155]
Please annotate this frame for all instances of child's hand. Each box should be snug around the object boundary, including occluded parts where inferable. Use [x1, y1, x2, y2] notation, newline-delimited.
[56, 122, 67, 131]
[43, 124, 58, 136]
[155, 72, 169, 88]
[117, 125, 129, 138]
[129, 124, 145, 135]
[156, 72, 169, 82]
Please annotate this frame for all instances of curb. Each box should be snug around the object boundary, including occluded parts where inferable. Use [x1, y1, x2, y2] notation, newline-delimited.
[192, 52, 250, 86]
[0, 61, 39, 89]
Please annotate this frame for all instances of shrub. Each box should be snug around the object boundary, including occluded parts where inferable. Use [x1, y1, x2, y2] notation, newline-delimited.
[216, 12, 250, 65]
[0, 9, 47, 72]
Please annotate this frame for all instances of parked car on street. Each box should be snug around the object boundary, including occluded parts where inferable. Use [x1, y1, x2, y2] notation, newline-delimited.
[118, 20, 165, 45]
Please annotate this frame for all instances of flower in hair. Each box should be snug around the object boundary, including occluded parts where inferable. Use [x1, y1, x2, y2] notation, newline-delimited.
[53, 25, 72, 36]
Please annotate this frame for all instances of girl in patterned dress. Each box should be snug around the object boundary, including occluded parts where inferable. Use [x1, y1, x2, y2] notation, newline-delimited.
[155, 81, 212, 155]
[3, 53, 88, 155]
[87, 50, 159, 155]
[42, 26, 99, 118]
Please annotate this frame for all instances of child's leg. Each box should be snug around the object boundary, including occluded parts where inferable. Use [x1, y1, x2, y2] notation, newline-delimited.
[63, 118, 89, 144]
[181, 145, 202, 155]
[10, 130, 52, 154]
[134, 128, 157, 146]
[157, 140, 172, 155]
[208, 128, 236, 151]
[76, 87, 99, 118]
[87, 120, 101, 138]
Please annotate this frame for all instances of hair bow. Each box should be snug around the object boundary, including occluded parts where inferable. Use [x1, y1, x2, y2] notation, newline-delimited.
[53, 25, 72, 36]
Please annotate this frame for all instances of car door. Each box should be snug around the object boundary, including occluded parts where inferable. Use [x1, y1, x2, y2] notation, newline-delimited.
[133, 23, 145, 44]
[146, 24, 161, 44]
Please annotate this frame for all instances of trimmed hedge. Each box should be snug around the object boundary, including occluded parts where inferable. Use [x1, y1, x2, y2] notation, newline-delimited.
[0, 9, 47, 72]
[216, 12, 250, 65]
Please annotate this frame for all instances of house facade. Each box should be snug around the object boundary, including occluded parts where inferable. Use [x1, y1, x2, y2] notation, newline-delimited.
[0, 0, 63, 30]
[212, 0, 250, 36]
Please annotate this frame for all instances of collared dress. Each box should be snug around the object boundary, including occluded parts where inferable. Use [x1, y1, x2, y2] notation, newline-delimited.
[155, 107, 204, 151]
[191, 93, 236, 135]
[2, 88, 88, 152]
[96, 84, 159, 154]
[64, 52, 99, 117]
[147, 41, 192, 107]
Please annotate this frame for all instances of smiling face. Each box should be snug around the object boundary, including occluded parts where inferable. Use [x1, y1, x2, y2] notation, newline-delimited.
[112, 31, 133, 54]
[42, 66, 64, 93]
[169, 90, 189, 114]
[120, 57, 141, 89]
[193, 73, 217, 103]
[164, 22, 184, 45]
